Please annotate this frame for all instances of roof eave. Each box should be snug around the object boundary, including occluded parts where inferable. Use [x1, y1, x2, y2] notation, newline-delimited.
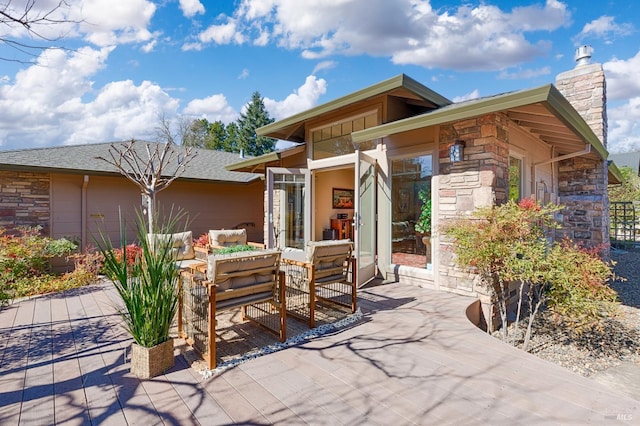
[608, 161, 623, 185]
[352, 84, 609, 161]
[256, 74, 452, 139]
[226, 145, 306, 172]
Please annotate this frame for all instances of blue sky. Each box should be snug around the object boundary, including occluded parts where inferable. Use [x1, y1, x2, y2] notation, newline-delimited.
[0, 0, 639, 153]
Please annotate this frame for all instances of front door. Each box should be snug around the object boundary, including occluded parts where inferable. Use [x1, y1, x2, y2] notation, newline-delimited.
[354, 151, 377, 286]
[266, 168, 310, 249]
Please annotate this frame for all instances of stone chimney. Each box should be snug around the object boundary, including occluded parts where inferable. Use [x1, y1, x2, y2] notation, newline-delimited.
[555, 45, 608, 147]
[554, 45, 610, 256]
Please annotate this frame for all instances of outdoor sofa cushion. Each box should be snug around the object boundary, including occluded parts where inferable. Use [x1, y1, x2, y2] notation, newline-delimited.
[208, 229, 247, 247]
[147, 231, 195, 261]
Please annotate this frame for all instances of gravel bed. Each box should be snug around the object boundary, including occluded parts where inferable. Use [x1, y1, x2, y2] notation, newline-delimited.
[494, 248, 640, 377]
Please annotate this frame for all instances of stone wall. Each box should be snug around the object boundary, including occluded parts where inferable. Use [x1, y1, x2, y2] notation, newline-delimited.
[557, 156, 609, 249]
[555, 62, 607, 147]
[437, 113, 510, 297]
[555, 59, 610, 255]
[0, 171, 50, 234]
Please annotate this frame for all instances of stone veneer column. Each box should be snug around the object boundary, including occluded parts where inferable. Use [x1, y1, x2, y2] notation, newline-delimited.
[0, 171, 50, 234]
[555, 53, 610, 255]
[437, 113, 509, 295]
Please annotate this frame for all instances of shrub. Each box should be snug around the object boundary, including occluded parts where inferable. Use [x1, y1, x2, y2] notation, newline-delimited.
[211, 244, 258, 255]
[0, 226, 79, 303]
[443, 198, 618, 349]
[546, 238, 618, 329]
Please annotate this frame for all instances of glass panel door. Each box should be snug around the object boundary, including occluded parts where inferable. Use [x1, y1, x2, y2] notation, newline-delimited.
[267, 168, 310, 249]
[355, 152, 376, 286]
[391, 155, 433, 270]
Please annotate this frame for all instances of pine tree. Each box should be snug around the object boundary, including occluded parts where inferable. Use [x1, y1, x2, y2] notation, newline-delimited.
[236, 91, 276, 156]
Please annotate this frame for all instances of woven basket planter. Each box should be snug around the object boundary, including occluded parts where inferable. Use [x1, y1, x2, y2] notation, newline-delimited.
[130, 339, 174, 379]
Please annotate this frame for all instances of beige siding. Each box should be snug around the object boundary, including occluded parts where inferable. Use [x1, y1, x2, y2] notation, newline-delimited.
[48, 173, 264, 248]
[51, 174, 83, 241]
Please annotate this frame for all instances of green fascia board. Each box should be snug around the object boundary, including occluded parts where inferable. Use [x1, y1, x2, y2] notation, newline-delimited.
[225, 145, 305, 171]
[608, 161, 623, 184]
[352, 84, 609, 160]
[256, 74, 452, 138]
[225, 151, 280, 171]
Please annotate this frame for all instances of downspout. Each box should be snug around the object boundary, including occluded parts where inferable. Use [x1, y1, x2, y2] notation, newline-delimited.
[81, 175, 89, 249]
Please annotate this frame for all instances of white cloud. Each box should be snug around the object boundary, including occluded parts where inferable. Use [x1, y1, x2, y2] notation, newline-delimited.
[0, 47, 179, 149]
[575, 16, 634, 44]
[183, 94, 238, 123]
[179, 0, 205, 18]
[608, 98, 640, 153]
[499, 67, 551, 80]
[453, 90, 480, 103]
[263, 75, 327, 120]
[207, 0, 572, 71]
[142, 40, 157, 53]
[312, 60, 337, 74]
[80, 0, 158, 46]
[603, 51, 640, 101]
[238, 69, 250, 80]
[198, 19, 245, 45]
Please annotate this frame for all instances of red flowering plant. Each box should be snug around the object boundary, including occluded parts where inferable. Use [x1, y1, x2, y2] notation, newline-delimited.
[193, 233, 209, 248]
[112, 244, 143, 271]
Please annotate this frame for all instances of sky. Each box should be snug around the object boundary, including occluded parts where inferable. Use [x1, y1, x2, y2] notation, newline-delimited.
[0, 0, 639, 153]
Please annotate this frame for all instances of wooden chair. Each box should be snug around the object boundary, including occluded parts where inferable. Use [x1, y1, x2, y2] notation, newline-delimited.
[178, 249, 286, 369]
[281, 241, 356, 328]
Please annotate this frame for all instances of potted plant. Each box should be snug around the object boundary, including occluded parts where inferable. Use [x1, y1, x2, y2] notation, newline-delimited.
[414, 187, 432, 243]
[96, 210, 183, 379]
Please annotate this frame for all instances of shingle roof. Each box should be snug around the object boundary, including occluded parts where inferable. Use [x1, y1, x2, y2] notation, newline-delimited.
[0, 141, 261, 183]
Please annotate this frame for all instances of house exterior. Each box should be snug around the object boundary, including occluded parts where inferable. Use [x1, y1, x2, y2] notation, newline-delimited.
[0, 142, 264, 249]
[228, 47, 621, 306]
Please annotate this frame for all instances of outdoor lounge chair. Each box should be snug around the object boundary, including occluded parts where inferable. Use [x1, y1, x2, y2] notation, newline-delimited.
[178, 249, 286, 369]
[147, 231, 204, 270]
[280, 240, 356, 328]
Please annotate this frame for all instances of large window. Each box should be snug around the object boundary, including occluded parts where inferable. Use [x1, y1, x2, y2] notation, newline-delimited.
[391, 155, 433, 269]
[311, 111, 378, 159]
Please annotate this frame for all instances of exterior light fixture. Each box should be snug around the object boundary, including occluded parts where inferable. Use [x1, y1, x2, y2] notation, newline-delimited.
[449, 140, 465, 163]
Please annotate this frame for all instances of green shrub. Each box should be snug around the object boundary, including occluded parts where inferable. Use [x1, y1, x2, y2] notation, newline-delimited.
[0, 226, 79, 303]
[546, 238, 618, 329]
[211, 244, 259, 255]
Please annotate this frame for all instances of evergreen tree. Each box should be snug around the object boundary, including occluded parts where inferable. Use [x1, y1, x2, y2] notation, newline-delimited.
[236, 91, 276, 156]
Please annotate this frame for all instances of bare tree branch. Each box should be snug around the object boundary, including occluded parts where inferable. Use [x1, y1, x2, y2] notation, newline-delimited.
[96, 139, 197, 233]
[0, 0, 80, 63]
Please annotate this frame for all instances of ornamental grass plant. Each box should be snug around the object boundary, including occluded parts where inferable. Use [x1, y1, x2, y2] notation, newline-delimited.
[95, 209, 185, 348]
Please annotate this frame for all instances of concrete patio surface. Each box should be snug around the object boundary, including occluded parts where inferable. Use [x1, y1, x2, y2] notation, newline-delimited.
[0, 279, 638, 425]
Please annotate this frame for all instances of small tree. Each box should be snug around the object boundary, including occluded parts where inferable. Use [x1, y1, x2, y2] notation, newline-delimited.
[236, 91, 276, 156]
[97, 140, 196, 234]
[444, 198, 619, 350]
[443, 199, 558, 343]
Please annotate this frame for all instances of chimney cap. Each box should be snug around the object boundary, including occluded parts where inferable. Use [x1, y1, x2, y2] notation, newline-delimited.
[575, 45, 593, 66]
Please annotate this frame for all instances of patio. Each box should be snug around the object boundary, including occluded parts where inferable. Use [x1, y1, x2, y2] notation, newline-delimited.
[1, 279, 637, 425]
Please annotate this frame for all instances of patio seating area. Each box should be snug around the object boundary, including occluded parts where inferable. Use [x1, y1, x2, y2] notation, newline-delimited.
[1, 277, 638, 424]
